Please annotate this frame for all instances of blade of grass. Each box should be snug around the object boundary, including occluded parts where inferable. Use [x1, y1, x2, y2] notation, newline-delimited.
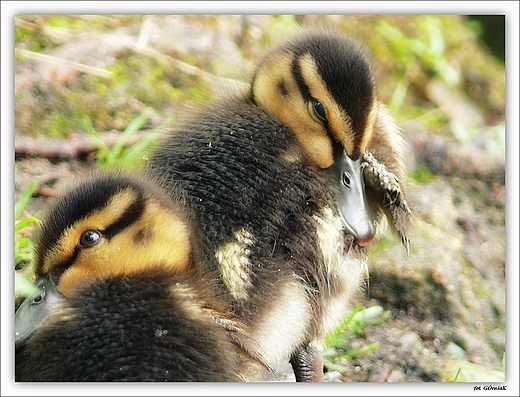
[15, 182, 38, 220]
[352, 305, 385, 323]
[83, 116, 111, 163]
[118, 127, 162, 169]
[110, 107, 152, 160]
[335, 342, 381, 360]
[15, 273, 39, 297]
[324, 305, 363, 346]
[322, 357, 349, 373]
[15, 216, 40, 233]
[452, 367, 462, 382]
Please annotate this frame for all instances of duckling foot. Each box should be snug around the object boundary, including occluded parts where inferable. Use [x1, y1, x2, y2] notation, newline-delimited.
[289, 344, 324, 382]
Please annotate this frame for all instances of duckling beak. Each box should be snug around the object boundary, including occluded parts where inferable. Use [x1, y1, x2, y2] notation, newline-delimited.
[15, 275, 64, 346]
[328, 150, 375, 246]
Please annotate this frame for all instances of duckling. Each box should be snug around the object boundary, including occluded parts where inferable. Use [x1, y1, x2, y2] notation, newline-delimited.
[15, 173, 272, 382]
[145, 28, 412, 381]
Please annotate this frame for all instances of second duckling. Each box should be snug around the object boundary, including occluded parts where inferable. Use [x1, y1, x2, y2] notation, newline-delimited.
[15, 173, 271, 382]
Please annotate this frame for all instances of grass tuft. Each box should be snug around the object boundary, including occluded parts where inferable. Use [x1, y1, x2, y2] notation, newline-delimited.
[322, 305, 391, 372]
[15, 182, 41, 297]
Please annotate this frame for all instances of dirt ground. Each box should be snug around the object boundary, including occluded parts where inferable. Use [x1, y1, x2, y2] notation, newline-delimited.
[13, 15, 507, 384]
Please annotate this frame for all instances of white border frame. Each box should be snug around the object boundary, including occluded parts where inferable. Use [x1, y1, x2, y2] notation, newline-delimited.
[2, 2, 518, 396]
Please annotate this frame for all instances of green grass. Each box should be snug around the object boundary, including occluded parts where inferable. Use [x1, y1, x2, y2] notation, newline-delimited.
[15, 182, 40, 298]
[409, 163, 437, 185]
[322, 305, 391, 372]
[85, 107, 162, 170]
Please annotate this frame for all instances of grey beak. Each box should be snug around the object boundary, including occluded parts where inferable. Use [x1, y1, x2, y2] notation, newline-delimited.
[328, 150, 375, 246]
[15, 275, 64, 346]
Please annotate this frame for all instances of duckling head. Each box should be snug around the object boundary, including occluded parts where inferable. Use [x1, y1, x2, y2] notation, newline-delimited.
[251, 29, 375, 166]
[16, 173, 193, 344]
[34, 172, 193, 296]
[251, 29, 377, 244]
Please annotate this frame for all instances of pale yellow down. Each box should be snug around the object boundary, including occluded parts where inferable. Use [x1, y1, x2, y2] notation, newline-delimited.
[252, 50, 376, 168]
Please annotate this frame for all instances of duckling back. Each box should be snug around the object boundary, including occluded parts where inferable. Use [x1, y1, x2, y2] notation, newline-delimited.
[148, 99, 334, 265]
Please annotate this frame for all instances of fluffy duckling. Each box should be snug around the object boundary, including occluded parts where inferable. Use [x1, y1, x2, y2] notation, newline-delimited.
[15, 173, 271, 382]
[145, 28, 411, 381]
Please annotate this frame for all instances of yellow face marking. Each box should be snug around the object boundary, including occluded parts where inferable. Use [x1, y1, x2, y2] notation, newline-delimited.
[253, 53, 337, 168]
[360, 102, 376, 155]
[43, 189, 191, 297]
[42, 189, 137, 275]
[252, 50, 375, 166]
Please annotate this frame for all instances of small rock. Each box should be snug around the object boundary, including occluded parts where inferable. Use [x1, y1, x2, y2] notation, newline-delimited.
[387, 369, 406, 382]
[400, 331, 421, 350]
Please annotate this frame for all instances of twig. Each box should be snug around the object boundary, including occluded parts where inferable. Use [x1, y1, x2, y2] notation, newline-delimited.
[35, 186, 61, 198]
[14, 17, 40, 31]
[15, 131, 149, 160]
[15, 48, 114, 80]
[127, 34, 248, 93]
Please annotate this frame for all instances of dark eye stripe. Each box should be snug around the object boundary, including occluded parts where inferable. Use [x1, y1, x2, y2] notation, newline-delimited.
[292, 55, 348, 162]
[49, 247, 80, 286]
[291, 55, 313, 102]
[48, 190, 145, 287]
[103, 193, 145, 240]
[36, 178, 128, 278]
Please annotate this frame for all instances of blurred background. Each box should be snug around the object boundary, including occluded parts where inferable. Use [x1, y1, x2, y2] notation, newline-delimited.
[14, 15, 506, 382]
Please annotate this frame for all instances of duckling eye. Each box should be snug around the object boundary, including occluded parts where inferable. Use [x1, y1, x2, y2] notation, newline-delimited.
[79, 229, 102, 247]
[342, 171, 351, 189]
[31, 291, 44, 306]
[312, 100, 327, 122]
